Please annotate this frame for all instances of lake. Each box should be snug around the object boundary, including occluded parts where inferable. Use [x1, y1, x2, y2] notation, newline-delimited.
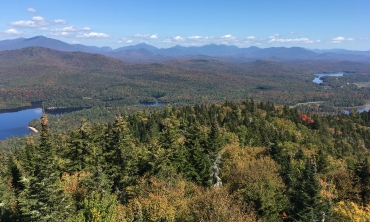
[0, 106, 89, 140]
[140, 101, 168, 106]
[313, 72, 344, 84]
[358, 106, 370, 113]
[0, 108, 42, 140]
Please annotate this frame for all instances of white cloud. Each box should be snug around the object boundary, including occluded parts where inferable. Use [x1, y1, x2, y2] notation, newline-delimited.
[10, 17, 67, 29]
[268, 34, 314, 43]
[126, 40, 133, 43]
[188, 36, 202, 39]
[53, 19, 67, 24]
[221, 34, 235, 39]
[51, 26, 91, 33]
[174, 36, 184, 41]
[330, 36, 354, 43]
[27, 8, 37, 13]
[10, 20, 37, 27]
[132, 34, 158, 39]
[163, 34, 257, 46]
[1, 29, 23, 35]
[32, 16, 45, 21]
[50, 31, 71, 36]
[332, 36, 345, 41]
[76, 32, 110, 38]
[150, 34, 158, 39]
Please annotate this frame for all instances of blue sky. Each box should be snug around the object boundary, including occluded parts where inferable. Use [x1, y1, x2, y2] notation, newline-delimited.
[0, 0, 369, 50]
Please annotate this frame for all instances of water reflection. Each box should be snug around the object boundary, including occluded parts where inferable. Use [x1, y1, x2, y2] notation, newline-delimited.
[0, 108, 42, 140]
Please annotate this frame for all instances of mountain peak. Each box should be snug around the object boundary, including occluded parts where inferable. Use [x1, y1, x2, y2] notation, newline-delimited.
[25, 36, 48, 41]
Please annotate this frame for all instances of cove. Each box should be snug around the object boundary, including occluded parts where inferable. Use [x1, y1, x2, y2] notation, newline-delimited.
[313, 72, 344, 84]
[0, 108, 42, 140]
[0, 106, 90, 140]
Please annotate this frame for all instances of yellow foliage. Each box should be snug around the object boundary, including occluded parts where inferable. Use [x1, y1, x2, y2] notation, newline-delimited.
[119, 176, 258, 221]
[61, 171, 90, 201]
[333, 201, 370, 222]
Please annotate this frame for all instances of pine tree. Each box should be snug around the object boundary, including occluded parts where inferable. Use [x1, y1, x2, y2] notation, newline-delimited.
[103, 116, 142, 202]
[64, 118, 102, 173]
[184, 121, 211, 186]
[290, 159, 328, 221]
[18, 114, 75, 221]
[355, 158, 370, 205]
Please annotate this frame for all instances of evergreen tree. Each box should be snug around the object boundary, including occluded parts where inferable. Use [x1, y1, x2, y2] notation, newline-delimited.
[64, 118, 102, 173]
[289, 159, 328, 221]
[103, 116, 143, 203]
[355, 158, 370, 205]
[18, 114, 75, 221]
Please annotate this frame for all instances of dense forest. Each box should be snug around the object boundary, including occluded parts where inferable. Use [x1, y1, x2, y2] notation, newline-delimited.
[1, 47, 370, 113]
[2, 100, 370, 221]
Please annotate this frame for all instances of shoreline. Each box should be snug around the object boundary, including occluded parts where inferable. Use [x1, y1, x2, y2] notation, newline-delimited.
[28, 126, 38, 133]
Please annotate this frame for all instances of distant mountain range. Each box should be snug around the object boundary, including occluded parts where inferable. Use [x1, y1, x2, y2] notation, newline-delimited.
[0, 36, 369, 62]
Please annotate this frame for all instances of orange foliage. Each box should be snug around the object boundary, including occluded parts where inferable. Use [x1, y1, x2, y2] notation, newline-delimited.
[61, 171, 90, 202]
[300, 113, 314, 124]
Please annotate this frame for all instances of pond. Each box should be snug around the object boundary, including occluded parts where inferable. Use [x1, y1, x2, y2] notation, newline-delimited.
[313, 72, 344, 84]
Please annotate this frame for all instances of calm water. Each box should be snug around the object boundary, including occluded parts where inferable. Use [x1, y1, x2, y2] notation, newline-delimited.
[358, 106, 370, 113]
[313, 72, 344, 84]
[140, 102, 168, 106]
[0, 108, 42, 140]
[0, 106, 89, 140]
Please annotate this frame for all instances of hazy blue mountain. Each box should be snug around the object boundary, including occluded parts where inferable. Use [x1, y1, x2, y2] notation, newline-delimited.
[0, 36, 77, 51]
[310, 48, 370, 56]
[73, 44, 113, 52]
[114, 43, 158, 52]
[0, 36, 112, 53]
[0, 36, 369, 62]
[248, 47, 318, 59]
[155, 47, 187, 55]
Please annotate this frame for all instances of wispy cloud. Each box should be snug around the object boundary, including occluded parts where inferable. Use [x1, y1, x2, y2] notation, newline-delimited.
[32, 16, 44, 21]
[27, 8, 37, 13]
[161, 34, 259, 46]
[1, 29, 23, 35]
[131, 34, 158, 39]
[50, 26, 91, 36]
[76, 32, 110, 38]
[10, 20, 37, 28]
[221, 34, 236, 39]
[268, 34, 315, 43]
[331, 36, 354, 43]
[10, 16, 67, 29]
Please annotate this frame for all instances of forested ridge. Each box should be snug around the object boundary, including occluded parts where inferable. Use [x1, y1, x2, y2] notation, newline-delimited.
[2, 100, 370, 221]
[1, 47, 370, 112]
